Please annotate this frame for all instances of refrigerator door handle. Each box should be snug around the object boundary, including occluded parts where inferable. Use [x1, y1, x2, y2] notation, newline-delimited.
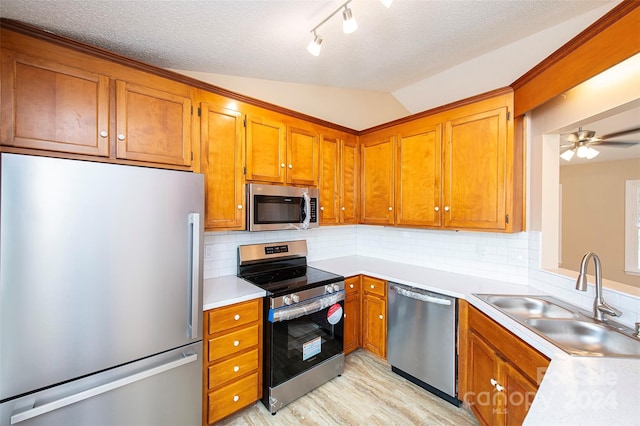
[188, 212, 201, 339]
[10, 352, 198, 424]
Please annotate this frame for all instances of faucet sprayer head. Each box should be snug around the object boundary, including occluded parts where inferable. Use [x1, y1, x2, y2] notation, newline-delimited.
[575, 273, 588, 291]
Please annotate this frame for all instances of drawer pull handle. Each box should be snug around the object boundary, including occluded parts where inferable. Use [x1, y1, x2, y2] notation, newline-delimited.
[370, 285, 374, 289]
[233, 366, 240, 373]
[233, 340, 240, 347]
[234, 314, 240, 321]
[233, 395, 239, 402]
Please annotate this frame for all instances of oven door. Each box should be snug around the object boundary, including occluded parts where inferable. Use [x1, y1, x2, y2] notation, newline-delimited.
[266, 291, 344, 387]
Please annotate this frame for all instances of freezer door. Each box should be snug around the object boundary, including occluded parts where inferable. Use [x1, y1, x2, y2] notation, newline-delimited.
[0, 343, 202, 426]
[0, 154, 204, 400]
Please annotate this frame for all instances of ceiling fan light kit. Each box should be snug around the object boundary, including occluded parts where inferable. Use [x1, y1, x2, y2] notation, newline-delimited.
[559, 126, 640, 162]
[307, 0, 392, 56]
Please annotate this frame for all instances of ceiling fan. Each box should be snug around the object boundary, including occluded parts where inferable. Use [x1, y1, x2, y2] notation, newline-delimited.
[559, 126, 640, 161]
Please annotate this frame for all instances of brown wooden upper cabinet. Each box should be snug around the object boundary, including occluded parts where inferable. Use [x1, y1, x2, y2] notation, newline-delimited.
[360, 90, 521, 232]
[115, 80, 192, 166]
[1, 30, 194, 169]
[245, 114, 319, 186]
[0, 50, 110, 157]
[200, 102, 245, 231]
[443, 107, 508, 230]
[360, 134, 395, 225]
[319, 133, 358, 224]
[395, 122, 443, 227]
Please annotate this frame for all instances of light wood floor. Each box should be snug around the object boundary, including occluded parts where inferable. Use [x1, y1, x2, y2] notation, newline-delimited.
[217, 349, 479, 425]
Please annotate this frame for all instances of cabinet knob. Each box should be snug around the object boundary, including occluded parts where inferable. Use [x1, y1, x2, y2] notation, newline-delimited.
[495, 384, 504, 392]
[288, 164, 293, 169]
[237, 204, 243, 210]
[349, 284, 354, 288]
[233, 340, 240, 347]
[117, 134, 126, 141]
[281, 163, 285, 168]
[99, 130, 108, 138]
[234, 314, 240, 321]
[233, 366, 240, 373]
[388, 207, 393, 211]
[490, 378, 497, 386]
[341, 207, 345, 211]
[233, 395, 240, 402]
[320, 206, 324, 211]
[444, 206, 450, 212]
[434, 206, 439, 212]
[379, 314, 384, 320]
[344, 313, 347, 318]
[370, 284, 375, 289]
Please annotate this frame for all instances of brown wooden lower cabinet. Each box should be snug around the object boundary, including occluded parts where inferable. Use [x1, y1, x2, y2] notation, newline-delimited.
[203, 299, 263, 425]
[459, 301, 550, 426]
[343, 276, 361, 355]
[361, 276, 387, 358]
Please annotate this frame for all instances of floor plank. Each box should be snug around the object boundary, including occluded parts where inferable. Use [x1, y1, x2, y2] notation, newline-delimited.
[217, 349, 479, 425]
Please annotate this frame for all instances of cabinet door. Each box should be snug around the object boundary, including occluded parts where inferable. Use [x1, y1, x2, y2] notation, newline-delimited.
[396, 123, 442, 227]
[467, 332, 499, 426]
[443, 107, 507, 230]
[361, 135, 395, 225]
[362, 293, 386, 358]
[343, 290, 360, 355]
[115, 80, 192, 166]
[245, 114, 286, 183]
[287, 126, 319, 186]
[319, 135, 339, 224]
[200, 103, 245, 230]
[340, 136, 359, 224]
[502, 361, 538, 426]
[0, 50, 109, 156]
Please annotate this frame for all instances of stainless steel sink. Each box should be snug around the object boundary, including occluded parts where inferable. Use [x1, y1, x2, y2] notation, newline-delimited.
[483, 295, 578, 319]
[474, 294, 640, 358]
[524, 318, 640, 357]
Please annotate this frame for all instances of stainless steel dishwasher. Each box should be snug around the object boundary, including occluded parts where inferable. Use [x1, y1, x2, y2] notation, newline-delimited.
[387, 282, 459, 406]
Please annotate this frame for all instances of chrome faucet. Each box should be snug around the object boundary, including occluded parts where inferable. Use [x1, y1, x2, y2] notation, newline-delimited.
[575, 252, 621, 322]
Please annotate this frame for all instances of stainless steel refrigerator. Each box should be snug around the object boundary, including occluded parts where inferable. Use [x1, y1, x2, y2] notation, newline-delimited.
[0, 153, 204, 426]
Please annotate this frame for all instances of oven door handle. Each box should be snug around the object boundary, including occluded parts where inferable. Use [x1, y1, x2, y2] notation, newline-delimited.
[268, 291, 345, 323]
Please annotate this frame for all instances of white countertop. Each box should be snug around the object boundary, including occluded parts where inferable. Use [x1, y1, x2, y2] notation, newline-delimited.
[203, 255, 640, 425]
[202, 275, 265, 310]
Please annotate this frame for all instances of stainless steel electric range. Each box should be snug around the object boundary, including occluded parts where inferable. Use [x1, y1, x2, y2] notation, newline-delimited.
[237, 240, 345, 414]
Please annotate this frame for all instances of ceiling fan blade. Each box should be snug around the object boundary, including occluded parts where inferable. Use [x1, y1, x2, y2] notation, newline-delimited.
[596, 141, 640, 147]
[599, 127, 640, 140]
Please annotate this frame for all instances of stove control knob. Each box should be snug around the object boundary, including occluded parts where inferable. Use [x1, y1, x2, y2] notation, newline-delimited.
[325, 285, 334, 294]
[292, 294, 300, 303]
[332, 283, 340, 292]
[283, 296, 292, 305]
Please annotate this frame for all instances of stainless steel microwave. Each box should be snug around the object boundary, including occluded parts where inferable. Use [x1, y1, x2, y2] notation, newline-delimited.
[247, 183, 319, 231]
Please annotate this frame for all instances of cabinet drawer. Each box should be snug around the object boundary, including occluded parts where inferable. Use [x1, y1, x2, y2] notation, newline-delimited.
[344, 276, 360, 295]
[208, 348, 259, 390]
[208, 372, 259, 424]
[208, 323, 259, 362]
[362, 276, 386, 297]
[207, 299, 261, 335]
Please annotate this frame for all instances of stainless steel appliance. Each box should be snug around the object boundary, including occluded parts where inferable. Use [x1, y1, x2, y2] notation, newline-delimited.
[387, 282, 460, 406]
[0, 153, 204, 425]
[237, 240, 344, 414]
[247, 183, 319, 231]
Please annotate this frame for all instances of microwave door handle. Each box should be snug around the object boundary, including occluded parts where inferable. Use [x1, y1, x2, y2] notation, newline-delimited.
[301, 192, 311, 229]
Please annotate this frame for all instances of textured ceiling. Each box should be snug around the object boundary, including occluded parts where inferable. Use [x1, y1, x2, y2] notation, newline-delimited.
[0, 0, 615, 93]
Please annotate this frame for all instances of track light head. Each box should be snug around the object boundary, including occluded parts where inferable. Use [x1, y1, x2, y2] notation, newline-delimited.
[342, 7, 358, 34]
[307, 33, 323, 56]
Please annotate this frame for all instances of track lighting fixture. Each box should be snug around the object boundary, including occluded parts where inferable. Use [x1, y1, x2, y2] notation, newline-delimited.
[342, 6, 358, 34]
[307, 0, 392, 56]
[307, 31, 323, 56]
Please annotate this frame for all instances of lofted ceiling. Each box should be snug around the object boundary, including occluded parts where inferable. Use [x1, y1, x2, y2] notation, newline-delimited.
[0, 0, 615, 94]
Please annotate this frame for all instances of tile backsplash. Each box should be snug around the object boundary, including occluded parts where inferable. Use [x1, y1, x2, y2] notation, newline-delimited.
[204, 225, 640, 326]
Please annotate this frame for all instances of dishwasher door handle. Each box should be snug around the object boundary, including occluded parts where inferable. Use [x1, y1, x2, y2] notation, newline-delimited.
[391, 285, 452, 306]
